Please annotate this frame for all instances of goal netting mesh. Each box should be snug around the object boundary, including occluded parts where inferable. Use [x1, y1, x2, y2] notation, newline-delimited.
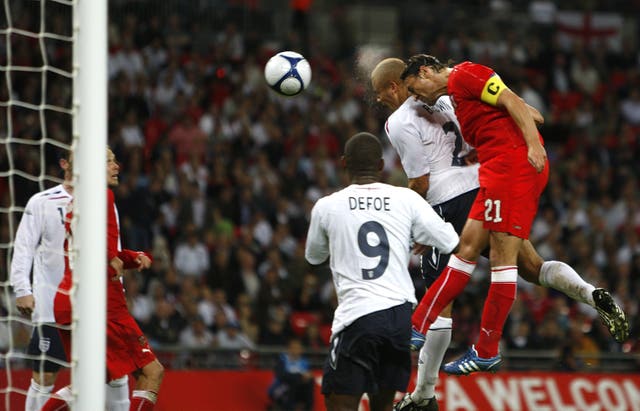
[0, 0, 74, 409]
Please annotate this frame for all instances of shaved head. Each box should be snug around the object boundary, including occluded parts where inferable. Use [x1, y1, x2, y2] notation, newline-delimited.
[370, 58, 406, 91]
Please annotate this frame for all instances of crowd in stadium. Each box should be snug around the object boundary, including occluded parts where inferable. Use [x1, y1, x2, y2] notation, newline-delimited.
[2, 0, 640, 370]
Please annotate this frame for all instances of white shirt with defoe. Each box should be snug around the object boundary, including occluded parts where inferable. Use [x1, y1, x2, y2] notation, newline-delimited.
[385, 95, 479, 206]
[10, 184, 73, 323]
[305, 182, 459, 337]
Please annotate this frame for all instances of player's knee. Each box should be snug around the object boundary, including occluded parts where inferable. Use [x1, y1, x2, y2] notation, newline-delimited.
[517, 256, 543, 285]
[440, 302, 454, 318]
[458, 235, 484, 261]
[33, 371, 57, 387]
[145, 360, 164, 383]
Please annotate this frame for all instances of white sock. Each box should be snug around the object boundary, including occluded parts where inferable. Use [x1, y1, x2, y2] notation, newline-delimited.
[539, 261, 595, 306]
[412, 316, 452, 401]
[25, 378, 54, 411]
[106, 375, 130, 411]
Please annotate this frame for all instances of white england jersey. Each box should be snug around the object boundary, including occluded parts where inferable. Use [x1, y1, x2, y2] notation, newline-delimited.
[10, 184, 72, 323]
[305, 182, 458, 336]
[385, 95, 479, 206]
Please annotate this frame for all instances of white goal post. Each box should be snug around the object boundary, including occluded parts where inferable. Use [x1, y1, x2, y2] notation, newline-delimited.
[72, 0, 107, 409]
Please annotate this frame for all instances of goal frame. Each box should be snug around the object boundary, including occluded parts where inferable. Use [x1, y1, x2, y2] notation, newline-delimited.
[72, 0, 107, 408]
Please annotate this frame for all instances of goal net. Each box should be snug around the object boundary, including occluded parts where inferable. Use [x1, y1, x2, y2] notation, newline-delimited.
[0, 0, 106, 410]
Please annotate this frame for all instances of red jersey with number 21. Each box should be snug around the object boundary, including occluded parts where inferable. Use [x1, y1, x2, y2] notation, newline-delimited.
[447, 61, 544, 165]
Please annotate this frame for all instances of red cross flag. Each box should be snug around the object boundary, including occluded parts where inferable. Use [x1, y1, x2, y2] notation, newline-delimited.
[555, 11, 623, 51]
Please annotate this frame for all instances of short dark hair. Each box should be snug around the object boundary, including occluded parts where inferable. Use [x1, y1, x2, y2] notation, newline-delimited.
[344, 132, 382, 176]
[400, 54, 450, 80]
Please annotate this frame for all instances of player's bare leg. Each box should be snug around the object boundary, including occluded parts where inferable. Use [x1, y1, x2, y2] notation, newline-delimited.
[517, 240, 629, 342]
[369, 389, 398, 411]
[131, 359, 164, 410]
[325, 392, 361, 411]
[25, 371, 57, 411]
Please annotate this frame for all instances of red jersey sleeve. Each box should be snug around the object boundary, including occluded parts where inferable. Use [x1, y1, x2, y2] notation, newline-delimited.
[118, 249, 153, 269]
[450, 62, 496, 101]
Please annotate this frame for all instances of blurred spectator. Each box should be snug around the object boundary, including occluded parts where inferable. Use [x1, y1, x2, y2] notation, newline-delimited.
[620, 87, 640, 126]
[126, 273, 154, 326]
[556, 344, 585, 372]
[267, 338, 314, 411]
[567, 319, 601, 368]
[109, 35, 144, 80]
[211, 309, 231, 333]
[180, 152, 209, 194]
[216, 322, 255, 350]
[146, 299, 187, 346]
[173, 225, 210, 280]
[120, 109, 146, 148]
[521, 287, 554, 325]
[570, 50, 601, 97]
[291, 273, 323, 312]
[507, 322, 535, 350]
[536, 316, 566, 350]
[179, 315, 216, 348]
[259, 305, 293, 346]
[257, 268, 292, 328]
[207, 244, 236, 293]
[235, 293, 260, 343]
[168, 114, 207, 165]
[300, 323, 326, 349]
[258, 247, 290, 279]
[234, 247, 261, 301]
[198, 287, 237, 328]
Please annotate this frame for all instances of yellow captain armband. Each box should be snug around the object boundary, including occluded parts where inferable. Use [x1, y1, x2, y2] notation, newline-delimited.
[480, 74, 508, 106]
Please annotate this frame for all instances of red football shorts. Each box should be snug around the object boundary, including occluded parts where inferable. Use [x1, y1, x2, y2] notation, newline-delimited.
[469, 147, 549, 239]
[53, 291, 156, 380]
[53, 291, 72, 359]
[106, 314, 156, 380]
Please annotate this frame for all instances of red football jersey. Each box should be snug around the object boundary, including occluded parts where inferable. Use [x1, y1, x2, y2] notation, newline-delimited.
[448, 61, 543, 164]
[56, 188, 151, 322]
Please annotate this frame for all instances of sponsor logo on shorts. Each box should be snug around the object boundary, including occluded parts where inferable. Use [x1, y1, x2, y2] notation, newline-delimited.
[39, 337, 51, 353]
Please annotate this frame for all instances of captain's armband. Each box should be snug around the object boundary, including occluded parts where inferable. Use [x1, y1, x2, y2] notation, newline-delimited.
[480, 74, 508, 106]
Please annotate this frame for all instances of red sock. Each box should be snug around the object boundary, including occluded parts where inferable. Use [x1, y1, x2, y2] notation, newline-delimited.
[130, 390, 157, 411]
[476, 266, 518, 358]
[40, 396, 69, 411]
[412, 255, 475, 334]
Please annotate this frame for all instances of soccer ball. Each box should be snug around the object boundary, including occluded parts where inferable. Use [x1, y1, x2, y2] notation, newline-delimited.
[264, 51, 311, 96]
